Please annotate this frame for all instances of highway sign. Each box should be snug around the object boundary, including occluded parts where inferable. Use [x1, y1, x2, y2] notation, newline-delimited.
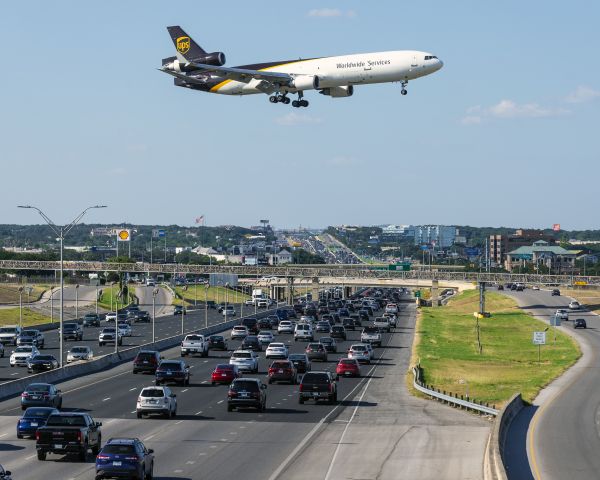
[550, 315, 561, 327]
[152, 229, 166, 238]
[533, 331, 546, 345]
[414, 291, 421, 298]
[388, 263, 411, 271]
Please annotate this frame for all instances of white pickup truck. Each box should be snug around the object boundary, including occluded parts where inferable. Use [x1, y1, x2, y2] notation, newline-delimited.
[180, 334, 209, 357]
[360, 327, 382, 347]
[373, 317, 391, 333]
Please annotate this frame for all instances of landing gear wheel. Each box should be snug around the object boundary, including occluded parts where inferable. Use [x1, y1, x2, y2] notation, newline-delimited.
[283, 97, 291, 104]
[300, 100, 309, 107]
[269, 96, 278, 103]
[276, 94, 285, 102]
[401, 89, 408, 95]
[292, 100, 300, 107]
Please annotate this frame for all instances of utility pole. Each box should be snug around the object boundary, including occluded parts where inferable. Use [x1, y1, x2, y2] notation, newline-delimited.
[152, 287, 159, 345]
[18, 286, 23, 328]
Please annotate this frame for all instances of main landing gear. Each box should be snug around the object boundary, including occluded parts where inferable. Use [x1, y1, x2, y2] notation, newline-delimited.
[401, 81, 408, 95]
[269, 91, 309, 107]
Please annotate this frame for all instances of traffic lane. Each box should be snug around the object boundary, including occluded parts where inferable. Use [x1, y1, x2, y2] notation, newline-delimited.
[503, 289, 600, 480]
[0, 303, 250, 382]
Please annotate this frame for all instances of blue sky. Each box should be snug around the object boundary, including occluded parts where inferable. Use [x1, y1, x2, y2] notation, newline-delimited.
[1, 1, 599, 230]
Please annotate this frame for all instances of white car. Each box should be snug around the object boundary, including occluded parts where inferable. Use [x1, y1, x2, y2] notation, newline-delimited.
[385, 303, 398, 314]
[231, 325, 249, 340]
[362, 342, 375, 360]
[105, 312, 117, 322]
[278, 321, 294, 334]
[555, 309, 569, 321]
[136, 385, 177, 418]
[118, 322, 133, 337]
[229, 349, 259, 373]
[244, 299, 254, 306]
[294, 323, 314, 342]
[383, 313, 397, 327]
[265, 342, 289, 359]
[10, 346, 39, 367]
[223, 305, 237, 317]
[257, 331, 275, 345]
[257, 299, 269, 308]
[568, 301, 581, 310]
[66, 346, 93, 362]
[347, 344, 370, 364]
[532, 285, 540, 291]
[0, 325, 23, 346]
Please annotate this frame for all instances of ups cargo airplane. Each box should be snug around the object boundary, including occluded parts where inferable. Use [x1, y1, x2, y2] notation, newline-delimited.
[160, 26, 443, 107]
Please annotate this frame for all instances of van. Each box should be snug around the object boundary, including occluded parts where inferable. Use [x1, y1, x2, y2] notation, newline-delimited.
[294, 323, 314, 342]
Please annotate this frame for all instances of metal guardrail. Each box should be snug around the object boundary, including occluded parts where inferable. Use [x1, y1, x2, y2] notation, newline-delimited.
[412, 365, 499, 416]
[0, 260, 597, 286]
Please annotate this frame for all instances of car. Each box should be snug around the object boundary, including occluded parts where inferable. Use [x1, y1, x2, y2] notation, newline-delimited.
[363, 342, 375, 360]
[278, 320, 294, 334]
[336, 358, 361, 379]
[569, 301, 581, 310]
[258, 318, 272, 330]
[305, 343, 328, 362]
[267, 315, 280, 328]
[133, 311, 151, 323]
[146, 278, 156, 286]
[105, 312, 117, 323]
[265, 342, 289, 359]
[98, 327, 123, 346]
[358, 310, 370, 321]
[244, 299, 254, 306]
[373, 317, 391, 333]
[155, 360, 190, 386]
[0, 325, 22, 345]
[211, 364, 241, 385]
[82, 313, 101, 327]
[20, 383, 62, 410]
[574, 318, 587, 329]
[0, 465, 11, 480]
[342, 318, 355, 331]
[330, 325, 347, 340]
[17, 329, 45, 348]
[95, 438, 154, 480]
[299, 315, 315, 324]
[231, 325, 249, 340]
[181, 334, 209, 357]
[257, 299, 269, 308]
[288, 353, 311, 373]
[268, 360, 298, 384]
[315, 321, 332, 333]
[531, 285, 540, 291]
[383, 313, 397, 328]
[294, 323, 314, 342]
[61, 322, 83, 341]
[556, 309, 569, 321]
[222, 305, 236, 317]
[257, 330, 275, 345]
[208, 335, 228, 351]
[66, 346, 93, 363]
[515, 284, 524, 291]
[17, 406, 59, 439]
[240, 317, 259, 335]
[136, 386, 177, 418]
[298, 371, 337, 405]
[286, 308, 297, 319]
[117, 322, 132, 337]
[36, 412, 102, 461]
[551, 289, 561, 296]
[27, 354, 59, 373]
[348, 344, 371, 364]
[276, 308, 289, 321]
[227, 378, 267, 412]
[229, 349, 259, 373]
[241, 335, 262, 352]
[385, 303, 398, 314]
[497, 284, 505, 291]
[10, 346, 40, 367]
[174, 305, 187, 315]
[361, 326, 382, 347]
[132, 350, 162, 374]
[319, 337, 337, 353]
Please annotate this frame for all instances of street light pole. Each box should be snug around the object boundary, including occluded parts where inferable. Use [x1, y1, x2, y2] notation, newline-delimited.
[17, 204, 106, 368]
[204, 284, 209, 328]
[18, 286, 23, 329]
[95, 283, 99, 315]
[50, 286, 54, 324]
[75, 284, 79, 321]
[152, 288, 159, 345]
[225, 282, 229, 321]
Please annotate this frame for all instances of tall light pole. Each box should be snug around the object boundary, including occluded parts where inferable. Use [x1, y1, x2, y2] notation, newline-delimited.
[17, 205, 106, 368]
[18, 286, 24, 329]
[152, 287, 159, 345]
[75, 284, 80, 321]
[95, 283, 99, 315]
[50, 286, 54, 324]
[205, 284, 209, 328]
[225, 282, 229, 320]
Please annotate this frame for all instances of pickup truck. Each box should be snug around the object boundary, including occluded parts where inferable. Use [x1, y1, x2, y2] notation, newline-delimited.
[298, 371, 337, 404]
[361, 326, 382, 346]
[373, 317, 391, 333]
[180, 334, 209, 357]
[0, 325, 22, 346]
[36, 412, 102, 461]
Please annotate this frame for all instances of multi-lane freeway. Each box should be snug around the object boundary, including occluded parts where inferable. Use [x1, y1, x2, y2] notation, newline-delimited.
[0, 293, 491, 479]
[503, 288, 599, 480]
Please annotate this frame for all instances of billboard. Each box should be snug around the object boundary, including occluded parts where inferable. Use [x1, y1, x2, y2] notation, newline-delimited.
[209, 273, 239, 287]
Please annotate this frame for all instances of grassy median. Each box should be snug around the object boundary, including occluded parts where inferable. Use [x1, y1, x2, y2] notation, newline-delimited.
[0, 308, 52, 327]
[172, 285, 250, 306]
[413, 290, 580, 407]
[562, 287, 600, 315]
[97, 284, 135, 310]
[0, 284, 48, 304]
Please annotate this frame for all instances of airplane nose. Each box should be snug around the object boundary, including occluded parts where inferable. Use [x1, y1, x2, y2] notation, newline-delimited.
[437, 58, 444, 70]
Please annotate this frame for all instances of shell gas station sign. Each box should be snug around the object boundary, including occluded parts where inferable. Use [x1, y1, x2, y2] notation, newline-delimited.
[117, 229, 131, 242]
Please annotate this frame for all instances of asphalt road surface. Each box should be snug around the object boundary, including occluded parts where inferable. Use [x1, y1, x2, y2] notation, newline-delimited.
[0, 298, 490, 480]
[501, 288, 598, 480]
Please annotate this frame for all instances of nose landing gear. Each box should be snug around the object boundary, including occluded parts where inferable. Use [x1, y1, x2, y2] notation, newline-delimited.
[401, 81, 408, 95]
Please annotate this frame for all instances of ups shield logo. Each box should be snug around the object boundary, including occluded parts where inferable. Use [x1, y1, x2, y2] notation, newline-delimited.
[176, 36, 191, 55]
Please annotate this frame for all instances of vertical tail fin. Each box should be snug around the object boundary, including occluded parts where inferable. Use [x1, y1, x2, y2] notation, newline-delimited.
[167, 26, 206, 62]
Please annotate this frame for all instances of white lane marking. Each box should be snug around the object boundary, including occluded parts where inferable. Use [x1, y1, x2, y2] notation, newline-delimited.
[175, 420, 184, 425]
[209, 445, 217, 449]
[26, 453, 37, 460]
[129, 387, 137, 391]
[203, 360, 209, 363]
[217, 400, 224, 404]
[195, 411, 203, 416]
[201, 380, 207, 384]
[198, 452, 207, 456]
[0, 433, 6, 438]
[174, 469, 183, 473]
[130, 410, 136, 414]
[181, 388, 188, 393]
[186, 460, 196, 464]
[102, 397, 111, 402]
[144, 433, 157, 441]
[220, 438, 228, 442]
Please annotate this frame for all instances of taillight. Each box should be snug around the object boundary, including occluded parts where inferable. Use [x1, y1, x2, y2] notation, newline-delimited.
[77, 431, 82, 442]
[228, 390, 237, 398]
[299, 384, 304, 392]
[35, 431, 40, 440]
[97, 454, 110, 460]
[21, 392, 29, 398]
[328, 384, 333, 393]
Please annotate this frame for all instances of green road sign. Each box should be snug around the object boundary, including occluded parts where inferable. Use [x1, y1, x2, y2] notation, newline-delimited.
[414, 291, 421, 298]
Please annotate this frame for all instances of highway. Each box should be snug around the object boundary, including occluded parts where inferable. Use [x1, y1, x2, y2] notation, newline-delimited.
[502, 289, 599, 480]
[0, 296, 491, 480]
[0, 285, 252, 383]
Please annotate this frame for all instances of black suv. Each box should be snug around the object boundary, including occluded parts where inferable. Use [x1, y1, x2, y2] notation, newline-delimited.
[132, 350, 162, 374]
[331, 325, 347, 340]
[174, 305, 187, 315]
[227, 378, 267, 412]
[241, 335, 262, 352]
[82, 313, 100, 327]
[240, 318, 259, 335]
[62, 323, 83, 341]
[155, 360, 190, 386]
[208, 335, 228, 350]
[298, 371, 337, 405]
[551, 289, 561, 296]
[342, 318, 355, 331]
[574, 318, 587, 329]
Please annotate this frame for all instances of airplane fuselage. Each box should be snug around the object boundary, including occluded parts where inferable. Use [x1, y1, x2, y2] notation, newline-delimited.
[209, 50, 443, 95]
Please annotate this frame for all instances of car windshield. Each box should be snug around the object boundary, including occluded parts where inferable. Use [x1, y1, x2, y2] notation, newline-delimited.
[33, 355, 54, 361]
[102, 444, 136, 455]
[231, 380, 259, 391]
[26, 384, 50, 392]
[269, 343, 285, 348]
[21, 331, 36, 337]
[302, 373, 330, 384]
[46, 415, 86, 426]
[0, 327, 16, 333]
[340, 359, 356, 364]
[364, 327, 379, 333]
[232, 352, 251, 359]
[258, 331, 272, 336]
[24, 408, 55, 418]
[63, 324, 77, 330]
[352, 345, 367, 351]
[71, 347, 87, 353]
[320, 338, 333, 343]
[216, 364, 233, 370]
[141, 389, 165, 398]
[210, 336, 224, 341]
[233, 327, 246, 331]
[272, 362, 291, 368]
[159, 362, 182, 370]
[186, 335, 202, 341]
[103, 328, 116, 333]
[136, 352, 156, 361]
[15, 347, 33, 352]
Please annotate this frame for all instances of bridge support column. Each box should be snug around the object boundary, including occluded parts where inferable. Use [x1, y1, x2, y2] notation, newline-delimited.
[286, 277, 294, 305]
[431, 280, 439, 307]
[311, 277, 319, 302]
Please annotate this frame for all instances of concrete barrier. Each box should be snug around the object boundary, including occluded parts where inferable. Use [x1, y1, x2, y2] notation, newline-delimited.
[0, 308, 277, 402]
[483, 393, 525, 480]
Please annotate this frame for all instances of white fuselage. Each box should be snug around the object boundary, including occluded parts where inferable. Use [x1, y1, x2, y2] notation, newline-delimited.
[212, 50, 443, 95]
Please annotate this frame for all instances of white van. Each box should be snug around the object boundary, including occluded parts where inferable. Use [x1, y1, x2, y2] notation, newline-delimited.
[294, 323, 314, 342]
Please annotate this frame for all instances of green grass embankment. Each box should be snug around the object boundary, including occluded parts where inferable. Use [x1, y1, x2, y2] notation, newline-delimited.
[413, 290, 580, 407]
[0, 308, 52, 327]
[97, 285, 135, 310]
[172, 286, 250, 306]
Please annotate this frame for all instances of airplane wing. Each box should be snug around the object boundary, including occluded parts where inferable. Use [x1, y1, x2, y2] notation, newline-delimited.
[160, 62, 293, 86]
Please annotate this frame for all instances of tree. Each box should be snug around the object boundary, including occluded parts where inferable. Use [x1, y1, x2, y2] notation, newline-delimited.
[292, 249, 326, 264]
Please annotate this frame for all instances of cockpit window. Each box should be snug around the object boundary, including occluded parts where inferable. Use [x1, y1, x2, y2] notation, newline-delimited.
[424, 55, 438, 60]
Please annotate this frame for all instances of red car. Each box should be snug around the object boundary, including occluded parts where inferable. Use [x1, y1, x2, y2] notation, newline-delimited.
[211, 364, 241, 385]
[336, 358, 360, 379]
[268, 360, 298, 385]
